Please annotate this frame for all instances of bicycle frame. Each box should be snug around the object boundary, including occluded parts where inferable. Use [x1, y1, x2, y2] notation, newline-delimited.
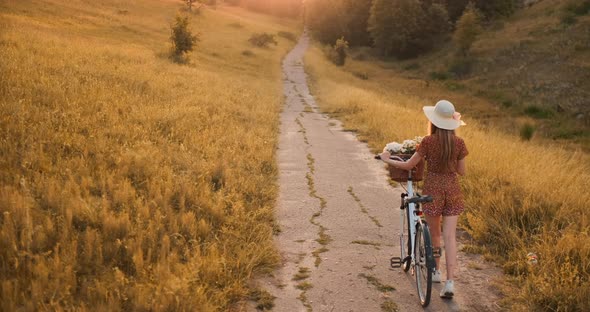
[405, 174, 419, 264]
[391, 169, 436, 307]
[395, 171, 426, 267]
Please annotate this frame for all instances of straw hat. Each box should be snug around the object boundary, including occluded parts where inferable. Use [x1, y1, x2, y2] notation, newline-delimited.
[423, 100, 466, 130]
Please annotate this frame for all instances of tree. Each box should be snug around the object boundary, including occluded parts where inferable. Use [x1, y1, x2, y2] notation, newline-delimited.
[453, 3, 482, 55]
[440, 0, 470, 23]
[305, 0, 347, 44]
[367, 0, 395, 55]
[332, 37, 349, 66]
[341, 0, 373, 46]
[441, 0, 517, 22]
[369, 0, 450, 58]
[475, 0, 516, 18]
[170, 15, 199, 63]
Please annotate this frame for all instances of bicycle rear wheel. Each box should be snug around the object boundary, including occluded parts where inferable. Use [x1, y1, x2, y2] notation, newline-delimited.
[400, 204, 411, 272]
[414, 222, 433, 307]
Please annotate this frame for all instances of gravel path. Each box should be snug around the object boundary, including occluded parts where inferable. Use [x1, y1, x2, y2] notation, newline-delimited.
[259, 33, 504, 312]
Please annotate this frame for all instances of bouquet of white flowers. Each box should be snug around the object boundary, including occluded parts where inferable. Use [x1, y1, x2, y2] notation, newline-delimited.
[383, 136, 423, 155]
[382, 136, 425, 182]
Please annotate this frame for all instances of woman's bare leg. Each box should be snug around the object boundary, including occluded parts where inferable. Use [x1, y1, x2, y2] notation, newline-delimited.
[425, 215, 442, 269]
[442, 215, 458, 280]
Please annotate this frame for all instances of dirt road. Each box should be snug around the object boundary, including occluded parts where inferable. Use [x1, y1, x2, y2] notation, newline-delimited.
[260, 33, 503, 312]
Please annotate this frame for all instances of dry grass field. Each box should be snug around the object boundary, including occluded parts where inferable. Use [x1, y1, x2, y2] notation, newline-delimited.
[304, 44, 590, 310]
[0, 0, 298, 310]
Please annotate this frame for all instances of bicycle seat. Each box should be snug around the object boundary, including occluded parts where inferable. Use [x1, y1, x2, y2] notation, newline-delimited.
[406, 195, 433, 204]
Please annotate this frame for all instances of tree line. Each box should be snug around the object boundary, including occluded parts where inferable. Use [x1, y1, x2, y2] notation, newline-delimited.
[305, 0, 518, 58]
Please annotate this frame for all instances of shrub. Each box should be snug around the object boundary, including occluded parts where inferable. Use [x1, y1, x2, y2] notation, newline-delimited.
[353, 72, 369, 80]
[305, 0, 372, 46]
[476, 0, 517, 18]
[277, 31, 297, 42]
[368, 0, 449, 58]
[170, 15, 199, 63]
[324, 37, 349, 66]
[241, 49, 254, 57]
[248, 33, 277, 47]
[331, 37, 348, 66]
[429, 71, 449, 80]
[520, 123, 535, 140]
[352, 52, 367, 61]
[453, 3, 482, 56]
[559, 0, 589, 25]
[524, 105, 553, 119]
[564, 0, 590, 15]
[403, 63, 420, 70]
[444, 81, 465, 91]
[448, 57, 474, 78]
[560, 14, 578, 25]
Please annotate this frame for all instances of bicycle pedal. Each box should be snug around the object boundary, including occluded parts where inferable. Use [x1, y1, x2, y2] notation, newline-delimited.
[433, 247, 442, 258]
[390, 257, 402, 268]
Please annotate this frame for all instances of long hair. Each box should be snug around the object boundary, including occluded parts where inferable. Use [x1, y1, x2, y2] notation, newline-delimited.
[428, 122, 456, 172]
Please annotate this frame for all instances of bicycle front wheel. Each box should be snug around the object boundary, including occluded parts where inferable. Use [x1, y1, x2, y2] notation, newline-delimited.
[414, 222, 433, 307]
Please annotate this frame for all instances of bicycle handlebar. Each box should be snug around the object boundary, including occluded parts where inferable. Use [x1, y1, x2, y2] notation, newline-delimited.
[374, 155, 404, 161]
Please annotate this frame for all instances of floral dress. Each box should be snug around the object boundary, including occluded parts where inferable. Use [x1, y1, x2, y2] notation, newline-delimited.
[416, 135, 468, 217]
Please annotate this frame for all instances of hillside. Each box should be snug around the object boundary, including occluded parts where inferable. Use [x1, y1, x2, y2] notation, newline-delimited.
[301, 1, 590, 309]
[353, 0, 590, 150]
[0, 0, 298, 310]
[304, 36, 590, 311]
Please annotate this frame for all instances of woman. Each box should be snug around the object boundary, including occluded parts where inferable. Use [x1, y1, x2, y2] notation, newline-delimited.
[380, 100, 468, 299]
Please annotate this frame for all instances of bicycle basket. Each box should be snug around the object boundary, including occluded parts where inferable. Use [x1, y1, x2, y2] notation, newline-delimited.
[387, 154, 425, 182]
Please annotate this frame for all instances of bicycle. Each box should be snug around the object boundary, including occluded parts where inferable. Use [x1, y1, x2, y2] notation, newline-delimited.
[375, 154, 436, 307]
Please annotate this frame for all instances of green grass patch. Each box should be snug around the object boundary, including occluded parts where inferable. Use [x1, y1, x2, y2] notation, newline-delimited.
[296, 281, 313, 291]
[461, 244, 485, 254]
[381, 299, 399, 312]
[551, 128, 587, 140]
[523, 105, 553, 119]
[248, 289, 276, 311]
[520, 123, 535, 141]
[312, 246, 329, 267]
[429, 71, 449, 80]
[316, 226, 332, 245]
[293, 267, 311, 281]
[403, 62, 420, 70]
[564, 1, 590, 16]
[358, 273, 395, 292]
[448, 57, 474, 78]
[351, 240, 381, 247]
[444, 81, 466, 91]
